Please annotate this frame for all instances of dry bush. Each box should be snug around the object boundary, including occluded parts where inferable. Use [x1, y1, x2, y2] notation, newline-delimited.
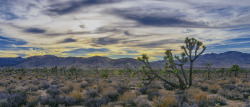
[98, 82, 109, 90]
[187, 88, 202, 97]
[118, 91, 137, 106]
[208, 84, 220, 94]
[27, 95, 37, 103]
[152, 95, 178, 107]
[68, 90, 85, 99]
[194, 92, 209, 106]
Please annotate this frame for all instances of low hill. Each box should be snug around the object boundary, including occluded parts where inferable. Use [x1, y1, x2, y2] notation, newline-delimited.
[0, 51, 249, 69]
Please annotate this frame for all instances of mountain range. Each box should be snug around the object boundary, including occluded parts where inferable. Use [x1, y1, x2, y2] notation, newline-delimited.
[0, 51, 249, 69]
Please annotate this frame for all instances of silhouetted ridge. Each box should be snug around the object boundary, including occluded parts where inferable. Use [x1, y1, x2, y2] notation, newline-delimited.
[0, 51, 249, 68]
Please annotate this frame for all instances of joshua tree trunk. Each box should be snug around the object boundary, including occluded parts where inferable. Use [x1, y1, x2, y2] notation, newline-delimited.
[234, 71, 237, 77]
[189, 61, 193, 86]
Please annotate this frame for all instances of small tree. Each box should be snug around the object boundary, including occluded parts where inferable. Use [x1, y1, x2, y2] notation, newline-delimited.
[137, 37, 206, 90]
[230, 65, 240, 77]
[60, 66, 67, 75]
[50, 66, 58, 76]
[218, 67, 226, 77]
[69, 67, 77, 80]
[204, 63, 212, 78]
[240, 69, 249, 78]
[181, 37, 206, 86]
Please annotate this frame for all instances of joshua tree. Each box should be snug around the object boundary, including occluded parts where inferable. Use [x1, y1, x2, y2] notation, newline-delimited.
[218, 67, 226, 77]
[51, 66, 58, 76]
[137, 37, 206, 90]
[69, 67, 78, 80]
[204, 63, 212, 78]
[60, 66, 67, 75]
[181, 37, 206, 86]
[230, 65, 240, 77]
[241, 69, 248, 78]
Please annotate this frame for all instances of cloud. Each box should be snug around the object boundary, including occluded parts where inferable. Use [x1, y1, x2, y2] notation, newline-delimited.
[25, 28, 46, 34]
[63, 48, 109, 56]
[134, 39, 183, 48]
[92, 37, 122, 45]
[113, 11, 207, 27]
[45, 0, 121, 15]
[0, 35, 27, 46]
[59, 38, 77, 43]
[46, 31, 90, 36]
[1, 0, 250, 60]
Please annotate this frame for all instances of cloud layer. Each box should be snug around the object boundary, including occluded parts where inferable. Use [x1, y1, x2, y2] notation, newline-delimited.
[0, 0, 250, 60]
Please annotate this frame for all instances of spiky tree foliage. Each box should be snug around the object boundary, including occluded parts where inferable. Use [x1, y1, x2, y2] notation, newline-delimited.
[5, 66, 14, 75]
[240, 69, 248, 78]
[218, 67, 226, 77]
[230, 65, 240, 77]
[204, 63, 212, 78]
[181, 37, 206, 86]
[60, 66, 67, 75]
[51, 66, 58, 76]
[137, 37, 205, 90]
[69, 67, 77, 80]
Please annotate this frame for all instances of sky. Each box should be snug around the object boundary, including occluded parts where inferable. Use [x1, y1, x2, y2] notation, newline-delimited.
[0, 0, 250, 60]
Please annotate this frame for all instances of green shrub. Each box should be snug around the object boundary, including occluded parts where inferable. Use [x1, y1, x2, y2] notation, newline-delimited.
[101, 73, 108, 79]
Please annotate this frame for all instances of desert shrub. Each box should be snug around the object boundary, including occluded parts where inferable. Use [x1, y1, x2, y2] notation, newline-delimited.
[219, 89, 244, 100]
[101, 73, 108, 79]
[237, 84, 250, 93]
[85, 88, 99, 98]
[152, 96, 178, 107]
[0, 82, 8, 87]
[138, 86, 149, 95]
[39, 82, 50, 89]
[81, 82, 89, 88]
[194, 92, 209, 107]
[137, 99, 151, 107]
[84, 97, 109, 107]
[39, 95, 61, 106]
[208, 85, 220, 94]
[51, 80, 60, 85]
[68, 91, 85, 101]
[6, 86, 16, 93]
[195, 94, 227, 107]
[26, 101, 37, 107]
[187, 88, 201, 97]
[118, 91, 137, 106]
[26, 95, 38, 107]
[115, 85, 129, 94]
[0, 92, 27, 107]
[223, 84, 237, 91]
[39, 95, 78, 106]
[199, 84, 208, 91]
[60, 96, 79, 106]
[61, 85, 74, 94]
[209, 96, 227, 106]
[148, 91, 161, 101]
[46, 86, 61, 97]
[101, 87, 119, 102]
[164, 83, 174, 90]
[31, 80, 40, 85]
[18, 76, 23, 80]
[107, 80, 112, 83]
[242, 92, 250, 99]
[26, 84, 38, 92]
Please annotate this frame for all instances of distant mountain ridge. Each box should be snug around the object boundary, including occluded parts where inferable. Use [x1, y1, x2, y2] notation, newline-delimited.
[0, 51, 249, 69]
